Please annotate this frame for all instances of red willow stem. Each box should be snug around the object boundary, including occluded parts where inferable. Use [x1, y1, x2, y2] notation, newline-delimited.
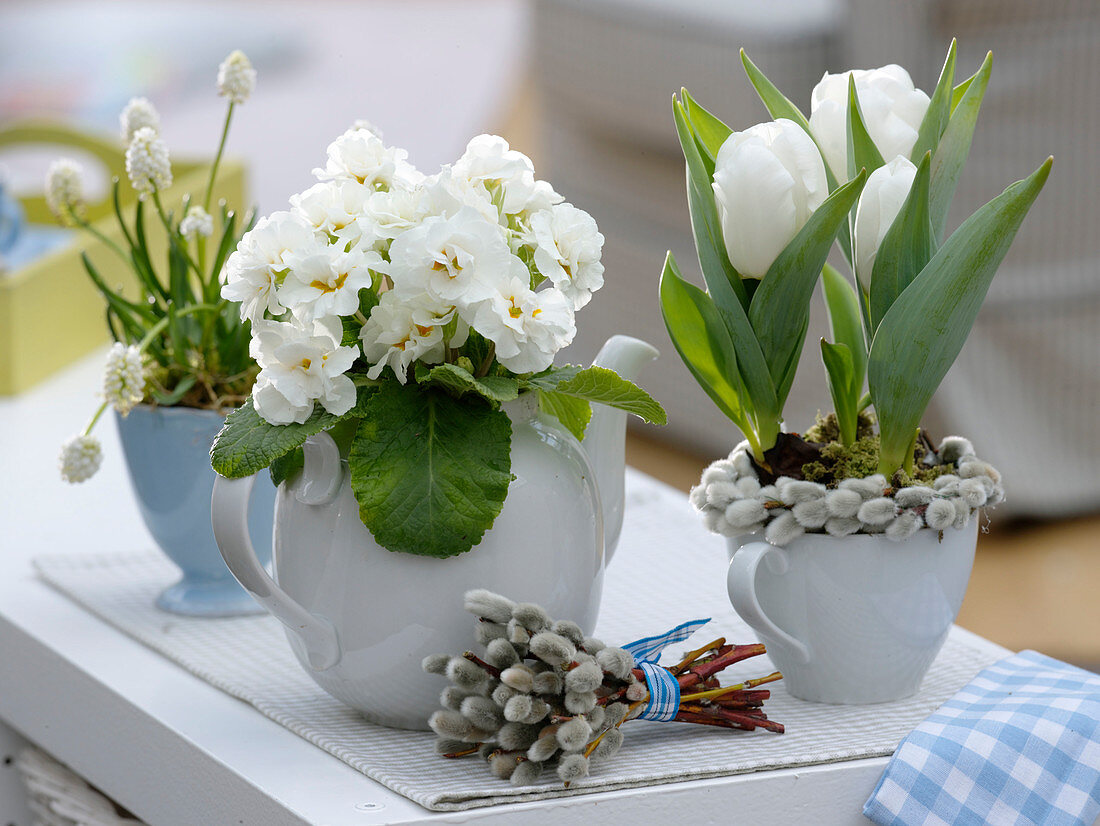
[463, 651, 502, 679]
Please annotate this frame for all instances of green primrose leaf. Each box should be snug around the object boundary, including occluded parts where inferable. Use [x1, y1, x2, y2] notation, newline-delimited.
[537, 390, 592, 441]
[270, 446, 304, 486]
[420, 362, 520, 404]
[349, 382, 513, 558]
[532, 365, 665, 425]
[210, 386, 374, 478]
[869, 157, 1052, 475]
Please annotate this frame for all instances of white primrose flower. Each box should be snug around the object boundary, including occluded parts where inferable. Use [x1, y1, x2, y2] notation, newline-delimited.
[419, 167, 502, 227]
[361, 290, 462, 383]
[364, 186, 426, 241]
[222, 211, 320, 322]
[712, 119, 827, 279]
[454, 134, 561, 215]
[102, 342, 145, 415]
[313, 128, 421, 190]
[279, 245, 382, 322]
[217, 50, 256, 105]
[529, 203, 605, 309]
[179, 205, 214, 239]
[809, 65, 930, 182]
[59, 435, 103, 484]
[471, 279, 575, 374]
[125, 127, 172, 198]
[250, 317, 358, 425]
[119, 97, 160, 143]
[290, 180, 377, 251]
[853, 154, 918, 287]
[388, 207, 522, 305]
[45, 159, 85, 221]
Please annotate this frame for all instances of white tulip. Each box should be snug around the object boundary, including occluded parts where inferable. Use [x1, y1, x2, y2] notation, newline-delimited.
[712, 119, 828, 279]
[853, 155, 918, 288]
[809, 65, 930, 182]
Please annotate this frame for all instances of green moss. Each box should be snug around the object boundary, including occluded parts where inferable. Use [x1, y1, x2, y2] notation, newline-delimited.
[799, 413, 954, 487]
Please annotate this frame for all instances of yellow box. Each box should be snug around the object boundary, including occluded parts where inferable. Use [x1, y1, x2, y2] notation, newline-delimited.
[0, 121, 247, 395]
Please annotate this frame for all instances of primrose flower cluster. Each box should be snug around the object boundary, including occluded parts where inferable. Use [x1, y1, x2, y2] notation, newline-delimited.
[223, 130, 605, 426]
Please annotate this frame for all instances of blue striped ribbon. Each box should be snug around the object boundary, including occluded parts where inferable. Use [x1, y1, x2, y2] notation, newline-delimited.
[622, 618, 710, 722]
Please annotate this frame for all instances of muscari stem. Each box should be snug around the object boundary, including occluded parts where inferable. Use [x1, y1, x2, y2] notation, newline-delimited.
[204, 102, 235, 211]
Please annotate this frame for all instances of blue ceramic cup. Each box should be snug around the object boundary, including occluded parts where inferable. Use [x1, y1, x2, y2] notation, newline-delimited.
[116, 405, 273, 617]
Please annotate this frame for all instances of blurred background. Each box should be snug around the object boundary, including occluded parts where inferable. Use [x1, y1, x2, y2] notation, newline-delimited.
[2, 0, 1097, 666]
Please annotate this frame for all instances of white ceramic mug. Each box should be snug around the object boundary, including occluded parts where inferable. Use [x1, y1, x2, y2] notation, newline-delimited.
[726, 522, 978, 704]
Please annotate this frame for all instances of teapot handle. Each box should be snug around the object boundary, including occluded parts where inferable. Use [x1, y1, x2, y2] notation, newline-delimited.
[726, 542, 810, 664]
[211, 434, 343, 671]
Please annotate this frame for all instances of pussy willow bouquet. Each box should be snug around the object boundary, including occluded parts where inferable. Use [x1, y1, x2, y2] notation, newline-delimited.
[424, 590, 782, 787]
[660, 43, 1051, 544]
[211, 130, 664, 558]
[56, 51, 258, 484]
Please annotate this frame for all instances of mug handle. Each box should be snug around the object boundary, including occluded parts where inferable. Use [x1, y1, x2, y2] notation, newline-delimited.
[211, 435, 343, 671]
[726, 542, 811, 664]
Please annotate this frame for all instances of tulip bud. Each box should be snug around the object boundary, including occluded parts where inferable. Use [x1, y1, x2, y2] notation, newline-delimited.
[808, 65, 930, 182]
[853, 155, 918, 288]
[711, 119, 827, 279]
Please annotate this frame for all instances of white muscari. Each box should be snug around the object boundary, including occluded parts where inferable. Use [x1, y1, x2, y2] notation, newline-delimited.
[222, 211, 319, 322]
[217, 50, 256, 105]
[809, 65, 930, 182]
[249, 317, 359, 424]
[712, 119, 828, 279]
[59, 435, 103, 484]
[529, 203, 605, 310]
[853, 155, 918, 286]
[102, 342, 145, 415]
[125, 127, 172, 197]
[45, 159, 85, 221]
[119, 97, 160, 143]
[690, 437, 1003, 544]
[179, 205, 214, 239]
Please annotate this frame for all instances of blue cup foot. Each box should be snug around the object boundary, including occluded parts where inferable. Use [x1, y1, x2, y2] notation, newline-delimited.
[155, 577, 264, 618]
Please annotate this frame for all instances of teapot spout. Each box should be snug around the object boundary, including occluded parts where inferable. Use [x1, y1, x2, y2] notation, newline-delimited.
[583, 335, 659, 564]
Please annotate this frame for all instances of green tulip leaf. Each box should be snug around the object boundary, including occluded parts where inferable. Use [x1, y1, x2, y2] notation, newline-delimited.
[673, 97, 750, 310]
[820, 339, 858, 446]
[658, 252, 754, 434]
[748, 170, 867, 405]
[349, 382, 513, 558]
[931, 52, 993, 241]
[846, 75, 886, 182]
[681, 88, 732, 169]
[869, 151, 936, 331]
[869, 157, 1052, 474]
[911, 40, 957, 163]
[739, 49, 812, 132]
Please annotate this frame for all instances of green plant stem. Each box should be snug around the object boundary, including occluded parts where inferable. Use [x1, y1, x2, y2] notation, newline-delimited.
[204, 102, 235, 212]
[138, 302, 224, 352]
[71, 213, 133, 273]
[151, 190, 204, 279]
[475, 342, 496, 378]
[83, 401, 109, 435]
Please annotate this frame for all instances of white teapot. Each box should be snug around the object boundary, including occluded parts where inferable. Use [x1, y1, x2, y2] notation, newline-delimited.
[212, 335, 657, 729]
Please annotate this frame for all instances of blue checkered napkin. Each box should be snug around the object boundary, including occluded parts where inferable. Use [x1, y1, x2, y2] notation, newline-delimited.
[864, 650, 1100, 826]
[622, 618, 709, 722]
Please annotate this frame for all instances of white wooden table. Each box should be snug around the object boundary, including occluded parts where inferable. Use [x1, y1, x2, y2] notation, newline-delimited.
[0, 351, 1010, 825]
